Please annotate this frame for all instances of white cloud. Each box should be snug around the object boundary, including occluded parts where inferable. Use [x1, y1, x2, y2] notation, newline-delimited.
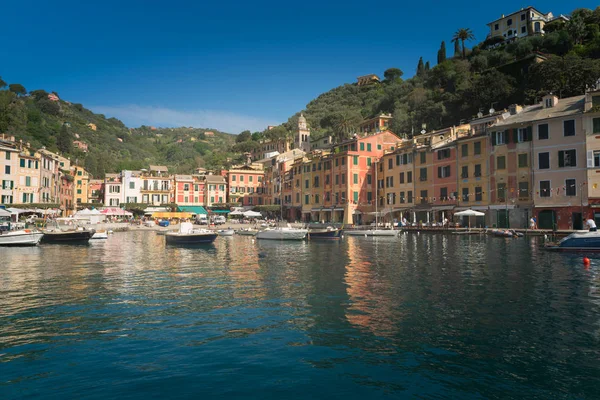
[89, 104, 278, 134]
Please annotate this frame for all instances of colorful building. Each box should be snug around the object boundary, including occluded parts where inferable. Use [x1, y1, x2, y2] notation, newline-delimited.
[204, 174, 226, 206]
[584, 89, 600, 224]
[60, 174, 74, 216]
[88, 179, 104, 205]
[104, 173, 122, 206]
[359, 114, 393, 134]
[16, 148, 40, 204]
[0, 137, 19, 205]
[140, 166, 173, 205]
[227, 164, 265, 206]
[379, 140, 415, 223]
[174, 175, 205, 206]
[72, 165, 90, 206]
[486, 7, 567, 42]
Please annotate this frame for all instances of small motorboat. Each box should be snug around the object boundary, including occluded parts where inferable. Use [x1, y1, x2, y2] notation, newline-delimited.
[236, 228, 259, 236]
[90, 229, 108, 240]
[308, 226, 343, 239]
[217, 229, 235, 236]
[545, 230, 600, 252]
[165, 222, 218, 245]
[0, 228, 44, 246]
[41, 219, 95, 244]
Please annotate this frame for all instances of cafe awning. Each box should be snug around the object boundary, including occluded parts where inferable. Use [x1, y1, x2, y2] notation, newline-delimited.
[177, 206, 208, 215]
[152, 212, 193, 219]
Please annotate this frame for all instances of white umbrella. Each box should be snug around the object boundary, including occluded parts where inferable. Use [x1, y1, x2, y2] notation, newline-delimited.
[0, 209, 11, 217]
[229, 210, 244, 216]
[243, 210, 262, 218]
[454, 209, 485, 229]
[454, 209, 485, 217]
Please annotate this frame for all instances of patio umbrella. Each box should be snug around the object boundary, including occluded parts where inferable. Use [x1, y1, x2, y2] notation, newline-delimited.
[0, 209, 11, 217]
[243, 210, 262, 218]
[453, 209, 485, 229]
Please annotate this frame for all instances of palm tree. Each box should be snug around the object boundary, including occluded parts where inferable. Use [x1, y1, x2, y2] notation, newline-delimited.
[452, 28, 475, 59]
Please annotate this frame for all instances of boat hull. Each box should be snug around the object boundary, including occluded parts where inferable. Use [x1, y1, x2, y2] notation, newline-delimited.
[41, 230, 95, 243]
[308, 229, 342, 239]
[165, 233, 218, 244]
[217, 229, 235, 236]
[256, 228, 307, 240]
[545, 231, 600, 252]
[91, 230, 108, 239]
[0, 231, 44, 246]
[237, 229, 258, 236]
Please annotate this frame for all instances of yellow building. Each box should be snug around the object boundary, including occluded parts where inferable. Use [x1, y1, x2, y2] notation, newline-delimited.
[585, 89, 600, 219]
[456, 132, 490, 215]
[486, 7, 568, 42]
[72, 165, 90, 206]
[379, 140, 415, 223]
[412, 134, 434, 224]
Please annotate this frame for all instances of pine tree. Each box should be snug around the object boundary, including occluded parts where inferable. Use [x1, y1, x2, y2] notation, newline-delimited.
[416, 57, 424, 76]
[57, 124, 73, 154]
[437, 41, 447, 64]
[453, 40, 461, 58]
[425, 61, 430, 71]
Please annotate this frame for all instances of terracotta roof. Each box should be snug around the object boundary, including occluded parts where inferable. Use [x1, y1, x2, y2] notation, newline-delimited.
[149, 165, 168, 172]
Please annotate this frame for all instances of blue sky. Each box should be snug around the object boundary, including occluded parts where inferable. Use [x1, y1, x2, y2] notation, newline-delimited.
[2, 0, 595, 133]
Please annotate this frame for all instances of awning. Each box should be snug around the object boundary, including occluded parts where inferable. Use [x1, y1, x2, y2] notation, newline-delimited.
[152, 212, 193, 219]
[333, 208, 344, 211]
[144, 206, 168, 214]
[178, 206, 207, 215]
[489, 205, 516, 210]
[211, 210, 230, 214]
[311, 208, 323, 212]
[432, 205, 455, 210]
[0, 209, 11, 217]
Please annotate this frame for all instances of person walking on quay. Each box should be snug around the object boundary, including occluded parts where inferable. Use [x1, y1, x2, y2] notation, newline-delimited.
[586, 217, 597, 232]
[529, 217, 536, 230]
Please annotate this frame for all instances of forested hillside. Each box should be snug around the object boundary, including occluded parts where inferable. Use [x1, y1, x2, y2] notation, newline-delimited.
[270, 7, 600, 143]
[0, 85, 237, 177]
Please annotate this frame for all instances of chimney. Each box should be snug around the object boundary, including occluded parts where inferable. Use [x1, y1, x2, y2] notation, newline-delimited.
[542, 94, 559, 108]
[509, 104, 522, 115]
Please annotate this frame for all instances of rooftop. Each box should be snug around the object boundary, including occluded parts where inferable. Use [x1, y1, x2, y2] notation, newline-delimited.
[493, 95, 585, 127]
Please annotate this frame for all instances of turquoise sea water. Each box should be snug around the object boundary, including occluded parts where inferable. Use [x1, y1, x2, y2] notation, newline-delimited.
[1, 232, 599, 399]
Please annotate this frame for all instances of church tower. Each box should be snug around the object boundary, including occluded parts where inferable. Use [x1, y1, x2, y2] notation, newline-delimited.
[295, 113, 310, 152]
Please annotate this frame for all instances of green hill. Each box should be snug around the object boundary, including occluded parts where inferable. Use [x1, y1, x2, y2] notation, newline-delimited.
[273, 7, 600, 142]
[0, 86, 237, 177]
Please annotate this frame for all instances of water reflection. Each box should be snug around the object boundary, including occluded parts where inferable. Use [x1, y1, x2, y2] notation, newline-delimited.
[0, 231, 599, 398]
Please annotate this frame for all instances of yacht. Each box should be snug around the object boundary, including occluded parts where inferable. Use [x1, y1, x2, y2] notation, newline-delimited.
[0, 228, 44, 246]
[41, 218, 95, 244]
[256, 225, 308, 240]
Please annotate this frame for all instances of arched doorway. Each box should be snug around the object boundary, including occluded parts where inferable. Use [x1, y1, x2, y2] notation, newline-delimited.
[537, 210, 556, 230]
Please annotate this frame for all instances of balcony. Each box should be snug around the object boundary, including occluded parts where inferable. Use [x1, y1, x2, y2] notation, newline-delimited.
[419, 176, 428, 182]
[141, 188, 171, 193]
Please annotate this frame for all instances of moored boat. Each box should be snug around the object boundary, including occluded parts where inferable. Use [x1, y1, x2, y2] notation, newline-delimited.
[90, 229, 108, 239]
[236, 228, 259, 236]
[545, 230, 600, 252]
[256, 226, 308, 240]
[165, 222, 218, 244]
[41, 218, 95, 243]
[308, 226, 342, 239]
[217, 229, 235, 236]
[0, 229, 44, 246]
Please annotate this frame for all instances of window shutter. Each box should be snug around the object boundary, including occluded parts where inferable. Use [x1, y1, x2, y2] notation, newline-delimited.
[588, 150, 595, 168]
[491, 132, 497, 146]
[437, 151, 441, 160]
[558, 151, 564, 167]
[438, 167, 442, 178]
[526, 126, 532, 141]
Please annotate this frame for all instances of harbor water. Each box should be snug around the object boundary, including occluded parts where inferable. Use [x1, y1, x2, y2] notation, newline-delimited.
[1, 232, 599, 398]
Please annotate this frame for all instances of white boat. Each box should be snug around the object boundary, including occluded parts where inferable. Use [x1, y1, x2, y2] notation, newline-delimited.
[217, 229, 235, 236]
[256, 226, 308, 240]
[0, 229, 44, 246]
[344, 229, 398, 237]
[236, 228, 259, 236]
[165, 222, 218, 244]
[545, 230, 600, 252]
[91, 230, 108, 239]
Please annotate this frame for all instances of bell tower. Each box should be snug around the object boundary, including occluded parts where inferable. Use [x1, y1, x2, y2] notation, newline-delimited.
[295, 113, 310, 152]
